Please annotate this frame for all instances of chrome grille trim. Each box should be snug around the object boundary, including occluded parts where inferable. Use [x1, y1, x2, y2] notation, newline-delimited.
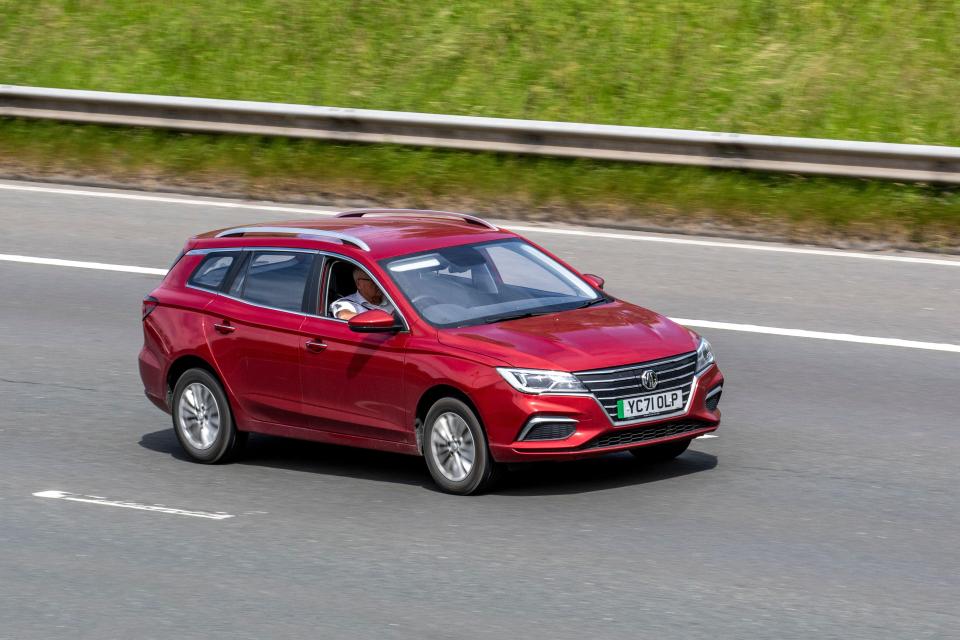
[581, 360, 695, 383]
[575, 351, 699, 425]
[587, 371, 693, 392]
[705, 385, 723, 399]
[577, 351, 695, 376]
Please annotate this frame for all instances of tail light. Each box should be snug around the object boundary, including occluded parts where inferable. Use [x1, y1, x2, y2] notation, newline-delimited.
[142, 295, 159, 320]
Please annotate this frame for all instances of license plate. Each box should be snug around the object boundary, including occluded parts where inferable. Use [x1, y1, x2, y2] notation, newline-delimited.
[616, 389, 684, 419]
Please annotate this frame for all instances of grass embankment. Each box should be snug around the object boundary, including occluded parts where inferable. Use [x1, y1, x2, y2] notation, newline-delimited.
[1, 1, 959, 247]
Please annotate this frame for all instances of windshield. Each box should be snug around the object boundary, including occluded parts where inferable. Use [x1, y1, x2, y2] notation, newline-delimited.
[382, 239, 604, 328]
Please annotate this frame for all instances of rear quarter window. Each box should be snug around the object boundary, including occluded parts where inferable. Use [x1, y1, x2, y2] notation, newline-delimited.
[187, 252, 238, 291]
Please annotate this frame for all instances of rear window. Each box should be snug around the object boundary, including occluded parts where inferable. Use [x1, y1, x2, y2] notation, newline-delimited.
[188, 252, 238, 291]
[231, 251, 314, 312]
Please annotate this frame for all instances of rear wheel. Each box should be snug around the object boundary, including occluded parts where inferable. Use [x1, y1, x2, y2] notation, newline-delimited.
[629, 438, 691, 463]
[171, 368, 246, 463]
[423, 398, 498, 495]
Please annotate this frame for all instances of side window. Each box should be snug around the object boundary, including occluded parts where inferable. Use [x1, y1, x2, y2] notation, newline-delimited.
[324, 259, 364, 317]
[188, 252, 238, 291]
[232, 251, 314, 312]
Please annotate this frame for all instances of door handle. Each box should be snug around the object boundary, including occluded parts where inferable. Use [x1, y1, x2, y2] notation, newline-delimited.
[305, 339, 327, 353]
[213, 322, 236, 334]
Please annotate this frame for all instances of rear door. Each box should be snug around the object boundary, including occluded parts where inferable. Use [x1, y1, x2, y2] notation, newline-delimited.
[204, 249, 318, 428]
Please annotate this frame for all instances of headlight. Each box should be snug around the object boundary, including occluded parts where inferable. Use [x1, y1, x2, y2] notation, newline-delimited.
[696, 337, 715, 373]
[496, 368, 587, 394]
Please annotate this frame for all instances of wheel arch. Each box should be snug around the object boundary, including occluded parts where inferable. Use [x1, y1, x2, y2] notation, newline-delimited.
[165, 354, 222, 406]
[414, 384, 485, 453]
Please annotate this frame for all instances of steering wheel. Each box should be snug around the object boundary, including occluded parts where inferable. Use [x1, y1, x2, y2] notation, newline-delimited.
[411, 294, 443, 308]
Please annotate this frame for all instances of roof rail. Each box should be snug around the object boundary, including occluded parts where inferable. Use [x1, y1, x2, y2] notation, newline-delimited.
[335, 209, 498, 231]
[215, 226, 370, 252]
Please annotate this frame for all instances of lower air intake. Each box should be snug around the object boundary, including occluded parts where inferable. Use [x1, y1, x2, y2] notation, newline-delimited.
[584, 421, 708, 449]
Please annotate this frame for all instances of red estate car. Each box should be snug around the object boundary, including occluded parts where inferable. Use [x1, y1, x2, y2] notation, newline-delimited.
[139, 210, 723, 494]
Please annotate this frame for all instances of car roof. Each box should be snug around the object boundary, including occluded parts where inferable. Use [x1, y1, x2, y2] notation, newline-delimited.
[191, 210, 517, 260]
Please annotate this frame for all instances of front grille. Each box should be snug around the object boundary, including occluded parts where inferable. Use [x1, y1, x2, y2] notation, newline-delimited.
[584, 421, 707, 449]
[522, 421, 577, 441]
[575, 351, 698, 423]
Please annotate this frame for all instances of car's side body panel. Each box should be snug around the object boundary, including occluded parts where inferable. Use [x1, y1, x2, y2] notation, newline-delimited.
[139, 278, 217, 412]
[238, 416, 420, 456]
[299, 315, 411, 442]
[204, 294, 307, 429]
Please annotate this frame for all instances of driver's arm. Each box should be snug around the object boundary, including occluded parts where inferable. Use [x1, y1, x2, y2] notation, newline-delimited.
[330, 298, 361, 321]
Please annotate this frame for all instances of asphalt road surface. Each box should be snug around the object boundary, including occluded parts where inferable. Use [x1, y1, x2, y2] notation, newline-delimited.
[1, 180, 958, 639]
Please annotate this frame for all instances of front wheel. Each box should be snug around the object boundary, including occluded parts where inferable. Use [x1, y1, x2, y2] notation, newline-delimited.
[423, 398, 498, 495]
[171, 368, 246, 463]
[629, 438, 691, 463]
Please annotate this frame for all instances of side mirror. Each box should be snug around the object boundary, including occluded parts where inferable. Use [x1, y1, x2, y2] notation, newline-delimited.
[348, 309, 402, 333]
[582, 273, 605, 290]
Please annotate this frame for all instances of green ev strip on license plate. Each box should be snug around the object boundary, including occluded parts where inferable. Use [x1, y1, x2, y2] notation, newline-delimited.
[617, 389, 684, 420]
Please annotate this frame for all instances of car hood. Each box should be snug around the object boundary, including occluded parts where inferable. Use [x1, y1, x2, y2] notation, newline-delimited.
[438, 300, 698, 371]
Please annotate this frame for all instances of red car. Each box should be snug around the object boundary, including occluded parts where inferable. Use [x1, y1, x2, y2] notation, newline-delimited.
[139, 210, 723, 494]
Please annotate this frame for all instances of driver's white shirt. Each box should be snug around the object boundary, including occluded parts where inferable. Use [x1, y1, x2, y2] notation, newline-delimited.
[330, 291, 395, 317]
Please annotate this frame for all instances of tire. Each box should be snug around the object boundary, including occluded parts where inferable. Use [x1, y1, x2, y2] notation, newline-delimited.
[629, 438, 691, 463]
[171, 368, 246, 463]
[423, 398, 498, 495]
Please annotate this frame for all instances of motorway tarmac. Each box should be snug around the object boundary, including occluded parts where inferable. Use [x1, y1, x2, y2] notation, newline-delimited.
[1, 180, 958, 639]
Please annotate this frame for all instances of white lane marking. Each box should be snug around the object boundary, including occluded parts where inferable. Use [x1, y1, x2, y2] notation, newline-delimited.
[0, 253, 167, 275]
[696, 434, 719, 439]
[508, 225, 960, 267]
[0, 182, 339, 216]
[3, 252, 959, 354]
[2, 181, 958, 268]
[673, 318, 960, 354]
[33, 490, 234, 520]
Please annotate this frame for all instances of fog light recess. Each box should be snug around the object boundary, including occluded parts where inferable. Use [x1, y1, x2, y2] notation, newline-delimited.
[519, 416, 578, 441]
[705, 385, 722, 411]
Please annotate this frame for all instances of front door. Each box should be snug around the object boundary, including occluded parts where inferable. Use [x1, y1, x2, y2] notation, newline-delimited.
[299, 316, 409, 442]
[299, 258, 410, 443]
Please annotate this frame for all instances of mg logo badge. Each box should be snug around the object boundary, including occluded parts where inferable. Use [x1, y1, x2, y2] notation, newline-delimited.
[640, 369, 658, 390]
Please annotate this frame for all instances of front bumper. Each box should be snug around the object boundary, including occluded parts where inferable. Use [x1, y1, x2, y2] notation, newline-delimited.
[484, 364, 723, 463]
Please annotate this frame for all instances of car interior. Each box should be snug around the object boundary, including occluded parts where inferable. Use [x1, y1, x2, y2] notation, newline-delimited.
[323, 259, 366, 317]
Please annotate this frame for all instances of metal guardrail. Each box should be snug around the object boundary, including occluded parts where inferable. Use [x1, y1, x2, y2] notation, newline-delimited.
[3, 85, 960, 183]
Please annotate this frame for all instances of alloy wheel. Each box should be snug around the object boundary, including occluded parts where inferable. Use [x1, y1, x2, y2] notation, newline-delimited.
[429, 412, 476, 482]
[178, 382, 221, 450]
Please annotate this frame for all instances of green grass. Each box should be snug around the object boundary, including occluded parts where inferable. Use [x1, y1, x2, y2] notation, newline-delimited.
[2, 1, 960, 245]
[5, 119, 958, 247]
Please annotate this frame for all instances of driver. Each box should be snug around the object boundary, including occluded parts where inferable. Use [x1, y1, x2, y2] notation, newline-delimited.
[331, 267, 396, 320]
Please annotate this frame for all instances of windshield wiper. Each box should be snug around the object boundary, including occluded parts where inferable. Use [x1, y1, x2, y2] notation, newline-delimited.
[483, 298, 606, 324]
[483, 311, 542, 324]
[572, 297, 608, 309]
